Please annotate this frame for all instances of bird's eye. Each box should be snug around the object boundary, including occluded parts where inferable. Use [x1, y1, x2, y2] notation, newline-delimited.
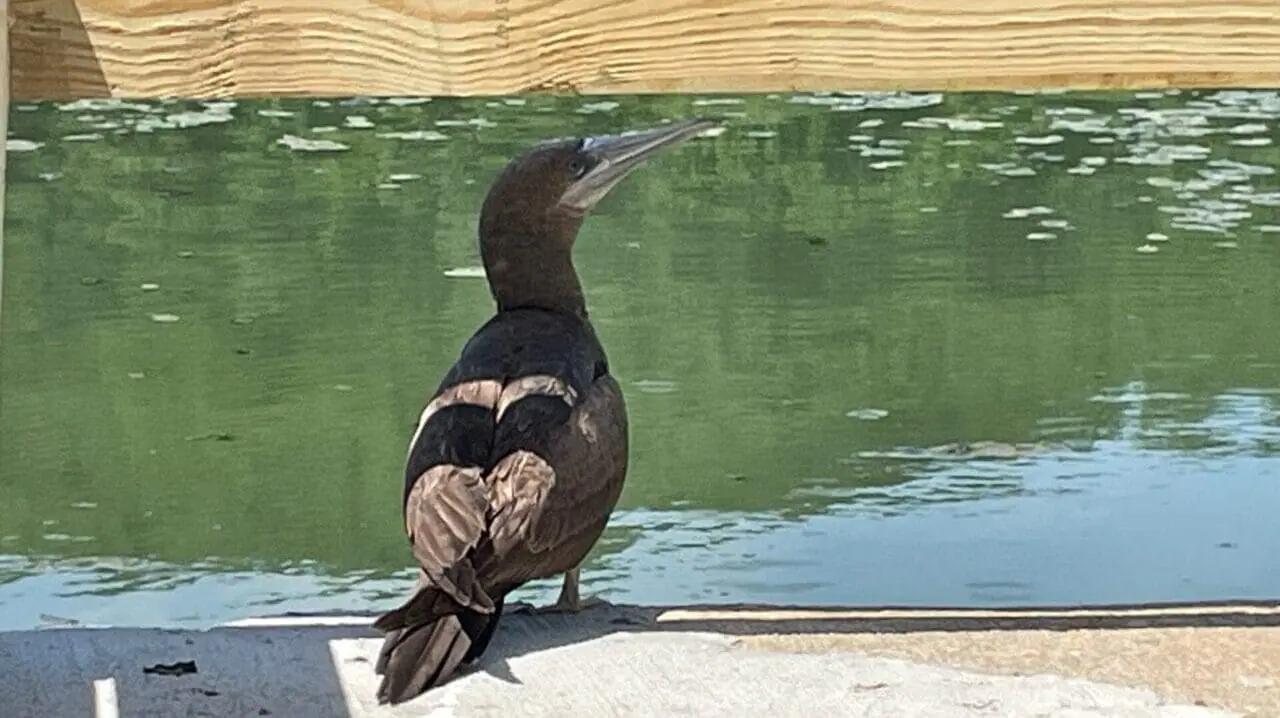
[567, 157, 588, 178]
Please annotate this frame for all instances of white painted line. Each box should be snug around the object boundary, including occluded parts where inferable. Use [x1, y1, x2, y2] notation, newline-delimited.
[92, 677, 119, 718]
[657, 603, 1280, 622]
[222, 615, 378, 628]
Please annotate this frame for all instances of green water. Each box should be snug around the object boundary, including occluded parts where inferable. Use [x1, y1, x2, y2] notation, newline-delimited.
[2, 91, 1278, 630]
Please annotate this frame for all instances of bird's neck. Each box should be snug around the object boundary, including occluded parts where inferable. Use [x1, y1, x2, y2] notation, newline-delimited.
[482, 240, 587, 318]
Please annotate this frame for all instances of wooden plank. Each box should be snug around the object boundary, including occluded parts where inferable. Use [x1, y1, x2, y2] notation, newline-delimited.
[10, 0, 1280, 101]
[1, 0, 9, 327]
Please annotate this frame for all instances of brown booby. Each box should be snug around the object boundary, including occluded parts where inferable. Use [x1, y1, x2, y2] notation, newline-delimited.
[372, 117, 714, 705]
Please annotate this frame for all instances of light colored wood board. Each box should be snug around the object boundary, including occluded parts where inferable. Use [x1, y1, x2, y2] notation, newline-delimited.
[11, 0, 1280, 100]
[2, 0, 10, 329]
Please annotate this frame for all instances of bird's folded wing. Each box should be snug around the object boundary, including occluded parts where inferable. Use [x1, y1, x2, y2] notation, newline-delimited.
[484, 373, 580, 555]
[401, 378, 506, 614]
[401, 368, 608, 601]
[406, 464, 495, 613]
[486, 373, 627, 557]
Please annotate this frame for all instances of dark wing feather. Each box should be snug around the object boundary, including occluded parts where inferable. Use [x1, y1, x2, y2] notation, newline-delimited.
[526, 373, 630, 556]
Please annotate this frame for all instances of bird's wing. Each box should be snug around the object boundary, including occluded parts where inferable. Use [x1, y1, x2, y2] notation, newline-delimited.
[400, 364, 597, 604]
[400, 378, 504, 614]
[483, 373, 580, 557]
[486, 372, 629, 561]
[400, 311, 623, 604]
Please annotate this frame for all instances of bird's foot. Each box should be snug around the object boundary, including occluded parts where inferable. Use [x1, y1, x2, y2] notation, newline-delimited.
[507, 600, 537, 615]
[509, 567, 609, 615]
[548, 592, 609, 614]
[509, 594, 609, 616]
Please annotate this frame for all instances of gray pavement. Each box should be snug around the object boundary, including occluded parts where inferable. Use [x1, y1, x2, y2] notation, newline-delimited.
[0, 605, 1240, 718]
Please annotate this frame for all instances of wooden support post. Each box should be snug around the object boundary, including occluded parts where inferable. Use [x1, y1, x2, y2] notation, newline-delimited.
[1, 0, 9, 326]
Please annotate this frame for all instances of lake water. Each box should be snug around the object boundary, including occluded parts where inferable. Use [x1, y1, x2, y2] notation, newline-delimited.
[2, 91, 1278, 631]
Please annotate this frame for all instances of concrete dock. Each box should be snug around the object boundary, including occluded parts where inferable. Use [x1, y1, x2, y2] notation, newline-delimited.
[2, 601, 1276, 717]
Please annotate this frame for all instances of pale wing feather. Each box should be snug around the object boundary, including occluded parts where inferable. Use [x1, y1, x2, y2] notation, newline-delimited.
[405, 465, 494, 613]
[485, 450, 558, 557]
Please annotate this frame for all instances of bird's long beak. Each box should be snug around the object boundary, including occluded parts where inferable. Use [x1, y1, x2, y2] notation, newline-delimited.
[559, 117, 716, 212]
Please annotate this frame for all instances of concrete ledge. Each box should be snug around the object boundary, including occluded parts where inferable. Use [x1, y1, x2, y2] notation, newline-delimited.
[2, 602, 1275, 717]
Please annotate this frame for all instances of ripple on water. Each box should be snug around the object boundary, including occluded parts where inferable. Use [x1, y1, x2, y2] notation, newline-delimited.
[577, 101, 620, 114]
[1014, 134, 1064, 146]
[789, 91, 945, 112]
[276, 135, 349, 152]
[1002, 206, 1055, 219]
[902, 117, 1003, 132]
[376, 130, 449, 141]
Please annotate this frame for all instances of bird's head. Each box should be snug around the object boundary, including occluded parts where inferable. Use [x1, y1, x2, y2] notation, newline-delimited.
[478, 117, 715, 254]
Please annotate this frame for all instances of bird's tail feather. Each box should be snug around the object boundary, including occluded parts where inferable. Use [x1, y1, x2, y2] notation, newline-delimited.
[373, 587, 493, 705]
[375, 613, 472, 705]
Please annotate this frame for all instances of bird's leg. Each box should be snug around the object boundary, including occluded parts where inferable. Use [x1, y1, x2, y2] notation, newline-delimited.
[553, 567, 593, 612]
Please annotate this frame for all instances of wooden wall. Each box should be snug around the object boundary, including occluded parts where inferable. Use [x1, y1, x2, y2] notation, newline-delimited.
[9, 0, 1280, 100]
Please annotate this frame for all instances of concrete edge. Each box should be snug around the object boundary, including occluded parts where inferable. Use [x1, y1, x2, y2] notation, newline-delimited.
[3, 602, 1275, 717]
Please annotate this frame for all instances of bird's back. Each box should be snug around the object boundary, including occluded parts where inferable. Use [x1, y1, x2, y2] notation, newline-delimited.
[374, 307, 628, 702]
[403, 308, 612, 507]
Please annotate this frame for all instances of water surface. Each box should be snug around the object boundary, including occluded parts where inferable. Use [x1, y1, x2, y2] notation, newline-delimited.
[2, 91, 1279, 630]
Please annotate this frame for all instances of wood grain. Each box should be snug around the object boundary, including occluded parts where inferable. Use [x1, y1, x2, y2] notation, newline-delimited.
[9, 0, 1280, 100]
[1, 0, 9, 327]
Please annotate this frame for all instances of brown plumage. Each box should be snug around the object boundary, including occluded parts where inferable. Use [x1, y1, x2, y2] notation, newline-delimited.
[372, 118, 714, 705]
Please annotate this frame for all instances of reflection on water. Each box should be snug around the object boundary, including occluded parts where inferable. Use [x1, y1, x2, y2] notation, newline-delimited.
[2, 90, 1278, 630]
